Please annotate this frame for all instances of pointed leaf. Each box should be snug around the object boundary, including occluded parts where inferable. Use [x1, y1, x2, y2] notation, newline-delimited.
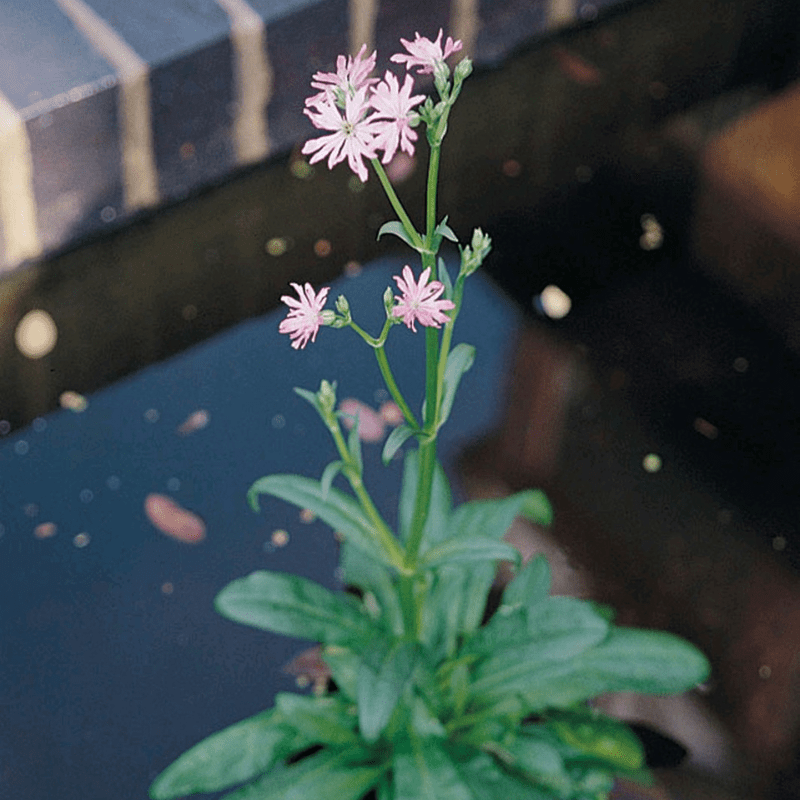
[471, 597, 610, 697]
[495, 627, 710, 711]
[275, 693, 358, 746]
[320, 460, 344, 499]
[438, 344, 475, 428]
[502, 554, 551, 610]
[434, 216, 459, 243]
[149, 709, 304, 799]
[438, 257, 453, 301]
[518, 489, 554, 527]
[421, 536, 520, 569]
[247, 474, 395, 567]
[455, 752, 551, 800]
[377, 221, 417, 249]
[215, 570, 373, 646]
[398, 451, 452, 545]
[382, 424, 416, 465]
[322, 646, 361, 700]
[394, 736, 473, 800]
[223, 746, 385, 800]
[358, 641, 419, 742]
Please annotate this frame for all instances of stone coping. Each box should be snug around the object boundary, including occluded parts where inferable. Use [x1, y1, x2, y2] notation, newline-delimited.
[0, 0, 626, 273]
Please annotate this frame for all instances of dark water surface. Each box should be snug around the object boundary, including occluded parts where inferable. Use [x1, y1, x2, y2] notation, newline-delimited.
[0, 258, 520, 799]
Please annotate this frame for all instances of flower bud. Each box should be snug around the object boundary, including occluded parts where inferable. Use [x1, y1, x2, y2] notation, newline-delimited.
[433, 60, 451, 97]
[318, 380, 337, 417]
[383, 286, 398, 321]
[335, 294, 350, 315]
[461, 228, 492, 276]
[454, 57, 473, 83]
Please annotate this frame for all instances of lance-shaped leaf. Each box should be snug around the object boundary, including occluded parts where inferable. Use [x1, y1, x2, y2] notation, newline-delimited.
[501, 554, 551, 610]
[481, 627, 710, 711]
[223, 745, 385, 800]
[382, 424, 416, 466]
[470, 597, 610, 696]
[377, 220, 418, 249]
[149, 708, 306, 799]
[398, 451, 452, 546]
[358, 640, 419, 742]
[455, 751, 551, 800]
[446, 490, 546, 544]
[215, 570, 374, 646]
[275, 693, 358, 746]
[393, 735, 473, 800]
[437, 344, 475, 428]
[420, 534, 520, 570]
[247, 474, 397, 567]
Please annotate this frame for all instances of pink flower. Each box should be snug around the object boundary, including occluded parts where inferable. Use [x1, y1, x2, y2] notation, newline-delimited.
[306, 44, 378, 106]
[279, 282, 330, 349]
[391, 266, 455, 332]
[302, 87, 381, 182]
[370, 71, 425, 163]
[390, 30, 463, 75]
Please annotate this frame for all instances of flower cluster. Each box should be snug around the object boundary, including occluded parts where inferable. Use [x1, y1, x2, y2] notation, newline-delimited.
[301, 31, 462, 182]
[278, 266, 455, 349]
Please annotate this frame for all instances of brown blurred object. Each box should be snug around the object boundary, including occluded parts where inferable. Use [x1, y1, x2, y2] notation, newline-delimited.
[460, 319, 800, 798]
[693, 80, 800, 355]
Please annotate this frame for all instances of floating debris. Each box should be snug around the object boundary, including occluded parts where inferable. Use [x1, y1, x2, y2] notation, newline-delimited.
[34, 522, 57, 539]
[338, 398, 386, 443]
[379, 401, 403, 427]
[73, 532, 91, 548]
[299, 508, 316, 524]
[271, 529, 289, 547]
[144, 494, 206, 544]
[59, 391, 88, 412]
[176, 409, 210, 435]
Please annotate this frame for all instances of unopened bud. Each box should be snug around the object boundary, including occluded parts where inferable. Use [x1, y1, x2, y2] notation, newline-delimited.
[461, 228, 492, 276]
[383, 286, 398, 321]
[318, 380, 337, 416]
[433, 60, 451, 96]
[454, 57, 473, 83]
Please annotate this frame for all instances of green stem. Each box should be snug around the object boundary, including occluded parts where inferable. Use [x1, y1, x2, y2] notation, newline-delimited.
[425, 145, 441, 250]
[375, 346, 419, 429]
[329, 423, 406, 570]
[372, 159, 424, 249]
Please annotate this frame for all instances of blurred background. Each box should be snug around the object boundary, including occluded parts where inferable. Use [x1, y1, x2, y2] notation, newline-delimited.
[2, 0, 800, 797]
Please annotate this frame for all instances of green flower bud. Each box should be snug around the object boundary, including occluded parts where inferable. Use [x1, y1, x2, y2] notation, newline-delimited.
[454, 57, 473, 83]
[318, 379, 337, 417]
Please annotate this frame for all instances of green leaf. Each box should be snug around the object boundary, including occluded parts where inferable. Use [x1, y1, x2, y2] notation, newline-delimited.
[454, 751, 551, 800]
[419, 567, 471, 660]
[377, 220, 417, 249]
[149, 709, 304, 799]
[501, 554, 551, 610]
[340, 542, 404, 635]
[434, 216, 459, 243]
[394, 736, 473, 800]
[382, 424, 416, 465]
[421, 536, 520, 570]
[293, 386, 322, 414]
[411, 694, 446, 739]
[320, 460, 344, 499]
[275, 693, 358, 746]
[438, 344, 475, 428]
[358, 641, 419, 742]
[504, 735, 569, 795]
[223, 746, 385, 800]
[444, 491, 534, 546]
[546, 708, 645, 773]
[346, 413, 363, 476]
[518, 489, 554, 527]
[470, 597, 611, 697]
[438, 257, 453, 301]
[398, 451, 452, 546]
[515, 627, 711, 712]
[215, 570, 373, 646]
[247, 474, 395, 567]
[322, 646, 361, 700]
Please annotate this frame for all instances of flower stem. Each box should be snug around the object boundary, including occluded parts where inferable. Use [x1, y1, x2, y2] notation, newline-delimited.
[329, 422, 406, 570]
[374, 346, 419, 429]
[372, 159, 423, 249]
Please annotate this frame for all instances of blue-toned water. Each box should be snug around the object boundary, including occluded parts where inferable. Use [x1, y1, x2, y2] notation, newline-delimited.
[0, 256, 520, 799]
